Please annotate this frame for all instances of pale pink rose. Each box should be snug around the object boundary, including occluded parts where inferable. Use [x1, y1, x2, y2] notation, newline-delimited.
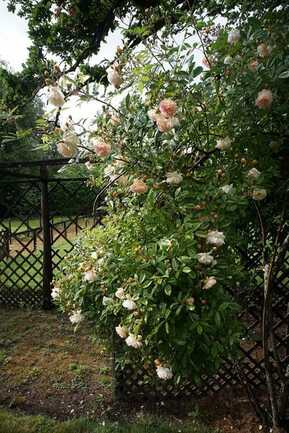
[159, 99, 177, 118]
[255, 89, 273, 109]
[93, 139, 112, 157]
[155, 114, 171, 132]
[111, 115, 121, 125]
[248, 59, 258, 72]
[203, 276, 217, 290]
[83, 269, 97, 283]
[257, 43, 271, 58]
[107, 67, 122, 88]
[130, 179, 148, 194]
[57, 141, 77, 158]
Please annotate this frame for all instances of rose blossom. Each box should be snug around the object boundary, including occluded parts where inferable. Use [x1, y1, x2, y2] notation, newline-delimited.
[69, 310, 83, 324]
[252, 188, 267, 201]
[147, 108, 158, 122]
[224, 56, 233, 65]
[207, 230, 225, 247]
[57, 141, 77, 158]
[102, 296, 113, 306]
[111, 115, 121, 125]
[247, 168, 261, 180]
[156, 366, 173, 380]
[220, 184, 233, 194]
[51, 286, 60, 300]
[228, 29, 240, 44]
[83, 269, 97, 283]
[257, 43, 271, 58]
[85, 161, 94, 170]
[216, 136, 232, 151]
[197, 253, 215, 265]
[115, 287, 126, 299]
[203, 276, 217, 290]
[165, 171, 183, 185]
[125, 334, 142, 349]
[130, 179, 148, 194]
[49, 86, 65, 107]
[93, 139, 112, 157]
[185, 297, 195, 305]
[122, 299, 137, 310]
[248, 59, 258, 72]
[107, 67, 122, 88]
[159, 99, 177, 118]
[255, 89, 273, 109]
[115, 325, 128, 339]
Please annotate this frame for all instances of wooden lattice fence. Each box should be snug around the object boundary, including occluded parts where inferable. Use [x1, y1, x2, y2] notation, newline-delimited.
[0, 159, 101, 307]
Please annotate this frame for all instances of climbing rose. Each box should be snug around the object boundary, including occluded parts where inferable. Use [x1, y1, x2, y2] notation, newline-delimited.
[159, 99, 177, 118]
[57, 141, 77, 158]
[197, 253, 215, 265]
[111, 114, 121, 125]
[147, 108, 158, 122]
[125, 334, 142, 349]
[227, 29, 240, 44]
[255, 89, 273, 109]
[207, 230, 225, 247]
[102, 296, 113, 306]
[69, 310, 83, 324]
[85, 161, 94, 170]
[216, 136, 232, 151]
[122, 299, 137, 310]
[107, 67, 122, 88]
[83, 269, 97, 283]
[248, 59, 258, 72]
[247, 168, 261, 179]
[257, 43, 271, 58]
[156, 366, 173, 380]
[203, 276, 217, 290]
[51, 286, 60, 300]
[93, 139, 112, 157]
[252, 188, 267, 201]
[220, 184, 233, 194]
[49, 86, 65, 107]
[165, 171, 183, 185]
[115, 325, 128, 339]
[224, 56, 233, 65]
[130, 179, 148, 194]
[115, 287, 126, 300]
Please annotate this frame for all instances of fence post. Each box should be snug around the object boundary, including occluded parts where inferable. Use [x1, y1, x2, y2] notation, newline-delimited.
[40, 166, 53, 310]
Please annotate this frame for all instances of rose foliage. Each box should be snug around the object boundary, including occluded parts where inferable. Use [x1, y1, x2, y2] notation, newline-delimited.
[54, 4, 289, 386]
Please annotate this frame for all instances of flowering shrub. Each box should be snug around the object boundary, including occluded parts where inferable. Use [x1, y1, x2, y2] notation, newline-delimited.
[52, 7, 289, 420]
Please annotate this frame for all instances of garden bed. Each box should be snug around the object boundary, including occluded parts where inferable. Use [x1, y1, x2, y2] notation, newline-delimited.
[0, 308, 263, 432]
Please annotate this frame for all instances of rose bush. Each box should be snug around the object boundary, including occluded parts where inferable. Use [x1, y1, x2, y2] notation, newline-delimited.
[52, 7, 289, 427]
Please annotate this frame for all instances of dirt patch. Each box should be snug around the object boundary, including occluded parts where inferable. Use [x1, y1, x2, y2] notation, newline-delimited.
[0, 308, 112, 419]
[0, 308, 264, 432]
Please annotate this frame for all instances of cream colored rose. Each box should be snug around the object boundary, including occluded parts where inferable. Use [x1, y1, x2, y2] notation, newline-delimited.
[203, 276, 217, 290]
[156, 366, 173, 380]
[125, 334, 142, 349]
[49, 86, 65, 107]
[197, 253, 215, 265]
[228, 29, 240, 44]
[257, 43, 271, 58]
[107, 67, 122, 88]
[115, 287, 125, 300]
[247, 168, 261, 180]
[165, 171, 183, 185]
[207, 230, 225, 247]
[130, 179, 148, 194]
[255, 89, 273, 109]
[220, 184, 233, 194]
[216, 136, 232, 151]
[69, 310, 83, 324]
[252, 188, 267, 200]
[83, 269, 97, 283]
[122, 299, 137, 310]
[115, 325, 128, 339]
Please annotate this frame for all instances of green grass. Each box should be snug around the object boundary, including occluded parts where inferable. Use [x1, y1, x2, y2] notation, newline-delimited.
[0, 409, 216, 433]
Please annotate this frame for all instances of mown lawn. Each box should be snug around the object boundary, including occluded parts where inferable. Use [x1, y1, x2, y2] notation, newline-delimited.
[0, 409, 217, 433]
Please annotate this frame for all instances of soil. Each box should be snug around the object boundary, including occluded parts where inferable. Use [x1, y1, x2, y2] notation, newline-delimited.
[0, 308, 265, 432]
